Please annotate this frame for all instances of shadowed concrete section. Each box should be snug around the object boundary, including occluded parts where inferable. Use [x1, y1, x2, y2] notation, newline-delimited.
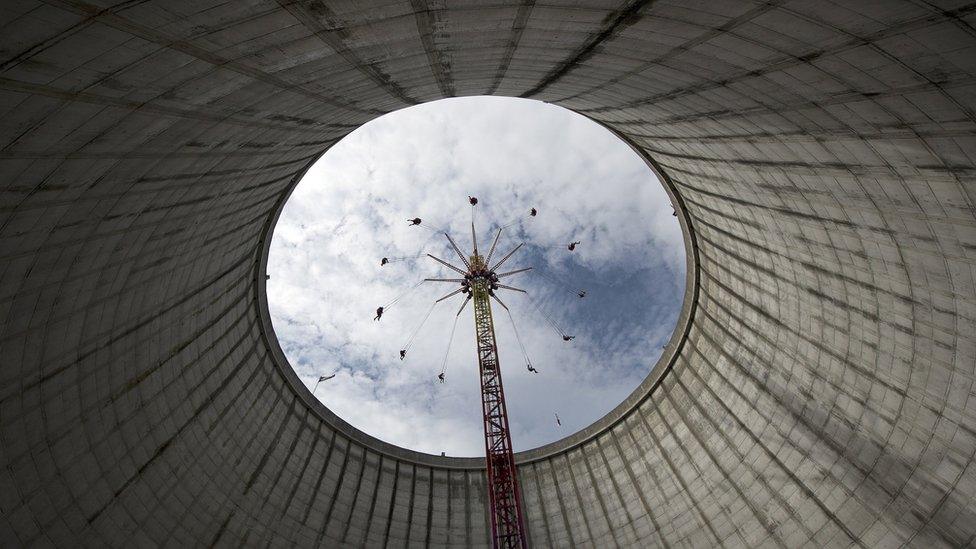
[1, 1, 975, 547]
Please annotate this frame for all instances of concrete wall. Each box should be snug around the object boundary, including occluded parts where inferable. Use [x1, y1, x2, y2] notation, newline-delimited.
[2, 1, 975, 547]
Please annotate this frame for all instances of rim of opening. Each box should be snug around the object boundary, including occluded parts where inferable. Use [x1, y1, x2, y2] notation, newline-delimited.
[252, 111, 700, 470]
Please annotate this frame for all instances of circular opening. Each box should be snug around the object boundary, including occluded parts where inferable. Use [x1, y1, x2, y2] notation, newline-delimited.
[264, 97, 687, 456]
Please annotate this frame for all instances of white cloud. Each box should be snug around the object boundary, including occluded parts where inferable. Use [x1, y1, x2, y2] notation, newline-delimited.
[268, 97, 685, 456]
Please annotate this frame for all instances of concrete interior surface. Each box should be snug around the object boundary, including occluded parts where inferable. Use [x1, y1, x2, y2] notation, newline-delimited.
[2, 1, 976, 547]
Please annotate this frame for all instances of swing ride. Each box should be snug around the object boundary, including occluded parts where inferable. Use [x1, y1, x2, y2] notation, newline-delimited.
[373, 198, 586, 549]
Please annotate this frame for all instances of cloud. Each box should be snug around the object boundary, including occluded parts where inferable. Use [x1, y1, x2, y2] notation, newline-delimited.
[267, 97, 685, 455]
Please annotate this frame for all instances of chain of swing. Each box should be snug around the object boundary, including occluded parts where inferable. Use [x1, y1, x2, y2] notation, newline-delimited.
[376, 204, 585, 376]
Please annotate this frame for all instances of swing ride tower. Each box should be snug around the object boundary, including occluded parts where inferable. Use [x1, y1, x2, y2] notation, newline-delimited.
[425, 222, 529, 549]
[469, 253, 526, 549]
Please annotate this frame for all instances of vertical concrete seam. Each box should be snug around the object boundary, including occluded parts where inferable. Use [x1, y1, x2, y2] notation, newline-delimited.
[634, 404, 725, 546]
[359, 453, 385, 547]
[546, 459, 576, 547]
[404, 462, 418, 544]
[243, 396, 298, 494]
[561, 453, 596, 545]
[519, 0, 652, 98]
[652, 380, 752, 546]
[485, 0, 535, 95]
[614, 423, 672, 548]
[43, 0, 377, 114]
[381, 459, 401, 549]
[661, 370, 791, 548]
[409, 0, 454, 98]
[424, 466, 434, 548]
[279, 422, 323, 521]
[275, 0, 421, 107]
[339, 444, 370, 543]
[530, 462, 554, 547]
[578, 443, 622, 547]
[594, 435, 643, 544]
[314, 439, 353, 546]
[300, 429, 338, 525]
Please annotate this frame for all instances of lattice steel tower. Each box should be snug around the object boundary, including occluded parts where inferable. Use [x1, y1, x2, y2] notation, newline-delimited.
[425, 218, 531, 549]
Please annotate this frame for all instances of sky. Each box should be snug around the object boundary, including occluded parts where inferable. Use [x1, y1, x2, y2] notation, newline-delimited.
[267, 96, 685, 456]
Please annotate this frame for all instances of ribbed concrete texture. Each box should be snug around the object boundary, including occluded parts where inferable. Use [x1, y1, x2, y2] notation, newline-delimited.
[2, 1, 975, 547]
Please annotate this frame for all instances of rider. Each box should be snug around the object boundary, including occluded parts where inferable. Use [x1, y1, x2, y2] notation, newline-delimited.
[568, 241, 581, 251]
[408, 218, 422, 225]
[374, 306, 384, 321]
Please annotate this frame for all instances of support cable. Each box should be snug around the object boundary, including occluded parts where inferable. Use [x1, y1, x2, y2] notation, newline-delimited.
[382, 279, 427, 310]
[439, 314, 461, 375]
[494, 209, 534, 231]
[531, 269, 584, 298]
[418, 222, 448, 234]
[384, 252, 425, 264]
[383, 229, 442, 266]
[401, 301, 438, 352]
[505, 308, 532, 369]
[537, 240, 582, 251]
[528, 297, 567, 338]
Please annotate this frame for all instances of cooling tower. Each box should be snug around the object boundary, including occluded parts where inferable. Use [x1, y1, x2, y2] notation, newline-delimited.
[1, 1, 974, 546]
